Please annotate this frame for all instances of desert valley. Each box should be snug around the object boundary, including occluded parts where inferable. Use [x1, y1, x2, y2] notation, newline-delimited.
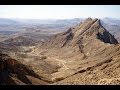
[0, 17, 120, 85]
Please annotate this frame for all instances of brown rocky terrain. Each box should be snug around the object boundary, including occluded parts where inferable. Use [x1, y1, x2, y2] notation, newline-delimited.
[28, 18, 120, 85]
[0, 51, 51, 85]
[1, 18, 120, 85]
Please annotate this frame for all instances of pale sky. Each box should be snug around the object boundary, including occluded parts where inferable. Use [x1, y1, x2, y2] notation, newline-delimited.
[0, 5, 120, 19]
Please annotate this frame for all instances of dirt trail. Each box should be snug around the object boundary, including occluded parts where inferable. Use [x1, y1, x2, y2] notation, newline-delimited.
[47, 56, 69, 70]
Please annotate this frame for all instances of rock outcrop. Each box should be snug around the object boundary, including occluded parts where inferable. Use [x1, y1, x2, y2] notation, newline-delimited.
[0, 52, 48, 85]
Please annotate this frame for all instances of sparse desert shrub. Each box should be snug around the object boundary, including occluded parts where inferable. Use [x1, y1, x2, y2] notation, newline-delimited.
[40, 56, 47, 60]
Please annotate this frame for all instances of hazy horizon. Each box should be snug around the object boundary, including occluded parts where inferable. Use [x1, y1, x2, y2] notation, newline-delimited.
[0, 5, 120, 19]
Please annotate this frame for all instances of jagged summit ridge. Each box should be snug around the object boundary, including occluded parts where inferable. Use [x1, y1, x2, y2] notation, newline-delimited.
[66, 18, 118, 44]
[42, 18, 118, 49]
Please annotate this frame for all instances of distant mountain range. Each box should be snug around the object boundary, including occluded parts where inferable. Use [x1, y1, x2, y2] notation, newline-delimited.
[0, 18, 83, 36]
[0, 17, 120, 43]
[101, 17, 120, 26]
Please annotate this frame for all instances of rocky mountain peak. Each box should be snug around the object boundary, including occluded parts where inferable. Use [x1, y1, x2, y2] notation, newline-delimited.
[84, 17, 93, 22]
[40, 18, 118, 50]
[73, 18, 118, 44]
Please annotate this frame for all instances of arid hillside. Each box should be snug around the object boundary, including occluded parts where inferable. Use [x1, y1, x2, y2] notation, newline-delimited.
[0, 51, 51, 85]
[1, 18, 120, 85]
[30, 18, 120, 85]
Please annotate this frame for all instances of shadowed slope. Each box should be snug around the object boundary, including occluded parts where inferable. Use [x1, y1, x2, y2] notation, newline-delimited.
[0, 52, 48, 85]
